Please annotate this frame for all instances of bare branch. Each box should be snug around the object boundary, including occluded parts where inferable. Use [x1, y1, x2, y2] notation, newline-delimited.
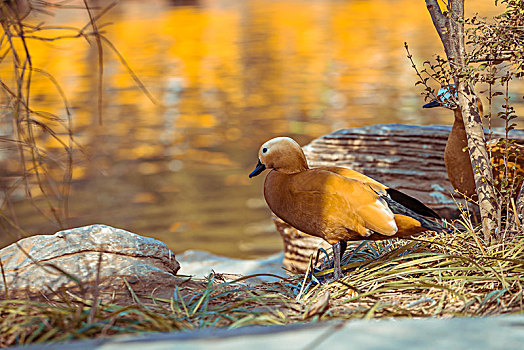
[468, 55, 513, 63]
[425, 0, 452, 57]
[83, 0, 104, 125]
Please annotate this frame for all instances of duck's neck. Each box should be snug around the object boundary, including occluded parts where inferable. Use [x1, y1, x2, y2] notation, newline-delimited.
[274, 149, 309, 174]
[445, 109, 477, 197]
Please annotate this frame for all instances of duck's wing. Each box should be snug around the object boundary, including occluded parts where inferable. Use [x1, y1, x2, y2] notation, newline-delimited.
[320, 166, 388, 195]
[322, 166, 440, 219]
[385, 188, 440, 219]
[290, 170, 398, 237]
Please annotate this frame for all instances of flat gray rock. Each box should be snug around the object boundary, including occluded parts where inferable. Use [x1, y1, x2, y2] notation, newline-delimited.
[22, 315, 524, 350]
[177, 250, 286, 282]
[0, 224, 182, 301]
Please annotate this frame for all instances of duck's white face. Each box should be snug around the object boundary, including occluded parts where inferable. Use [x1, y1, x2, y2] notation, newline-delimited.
[249, 137, 307, 178]
[259, 137, 300, 162]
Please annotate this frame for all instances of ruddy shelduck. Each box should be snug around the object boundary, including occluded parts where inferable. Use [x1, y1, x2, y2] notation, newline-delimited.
[249, 137, 442, 281]
[423, 86, 524, 198]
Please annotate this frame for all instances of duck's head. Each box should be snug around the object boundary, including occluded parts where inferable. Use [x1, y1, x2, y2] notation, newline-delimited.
[422, 84, 484, 116]
[249, 137, 308, 178]
[422, 85, 457, 110]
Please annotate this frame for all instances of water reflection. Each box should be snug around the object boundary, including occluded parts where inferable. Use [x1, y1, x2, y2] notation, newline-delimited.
[0, 0, 521, 258]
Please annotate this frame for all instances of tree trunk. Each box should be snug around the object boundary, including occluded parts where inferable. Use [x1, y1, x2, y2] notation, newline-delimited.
[425, 0, 499, 242]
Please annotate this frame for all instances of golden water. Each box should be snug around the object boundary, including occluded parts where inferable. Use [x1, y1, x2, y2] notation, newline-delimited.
[0, 0, 521, 258]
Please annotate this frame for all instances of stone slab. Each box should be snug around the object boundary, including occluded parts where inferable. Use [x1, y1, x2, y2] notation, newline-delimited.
[21, 315, 524, 350]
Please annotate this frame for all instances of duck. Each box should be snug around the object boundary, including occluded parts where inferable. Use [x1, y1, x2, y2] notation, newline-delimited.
[423, 86, 524, 199]
[249, 137, 443, 281]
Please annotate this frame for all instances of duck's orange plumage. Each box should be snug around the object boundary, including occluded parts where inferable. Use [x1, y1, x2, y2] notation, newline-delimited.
[249, 137, 442, 281]
[423, 87, 524, 198]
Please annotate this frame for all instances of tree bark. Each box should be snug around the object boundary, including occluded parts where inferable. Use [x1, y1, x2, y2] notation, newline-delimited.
[425, 0, 499, 242]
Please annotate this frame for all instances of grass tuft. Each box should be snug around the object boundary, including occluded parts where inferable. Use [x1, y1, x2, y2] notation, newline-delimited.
[1, 220, 523, 347]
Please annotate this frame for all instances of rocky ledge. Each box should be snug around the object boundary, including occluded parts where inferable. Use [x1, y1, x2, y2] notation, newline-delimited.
[0, 225, 195, 302]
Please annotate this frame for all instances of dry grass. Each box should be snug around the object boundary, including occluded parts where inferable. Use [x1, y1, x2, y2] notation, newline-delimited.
[1, 219, 523, 347]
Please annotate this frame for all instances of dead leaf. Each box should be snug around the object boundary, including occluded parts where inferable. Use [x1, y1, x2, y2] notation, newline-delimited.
[303, 291, 330, 319]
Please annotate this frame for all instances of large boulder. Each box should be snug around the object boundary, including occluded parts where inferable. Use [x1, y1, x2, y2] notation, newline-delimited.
[0, 224, 187, 302]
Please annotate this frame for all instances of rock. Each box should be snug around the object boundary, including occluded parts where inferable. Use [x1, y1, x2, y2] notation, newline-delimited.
[48, 315, 524, 350]
[0, 224, 188, 302]
[177, 250, 286, 283]
[276, 124, 524, 272]
[304, 124, 455, 215]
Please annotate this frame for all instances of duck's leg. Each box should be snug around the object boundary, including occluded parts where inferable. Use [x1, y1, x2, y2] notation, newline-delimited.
[331, 241, 347, 281]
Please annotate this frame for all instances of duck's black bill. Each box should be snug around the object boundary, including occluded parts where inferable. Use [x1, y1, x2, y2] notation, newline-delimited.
[423, 100, 441, 108]
[249, 160, 266, 178]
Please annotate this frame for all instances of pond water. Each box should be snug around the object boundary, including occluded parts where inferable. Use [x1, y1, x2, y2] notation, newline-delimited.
[0, 0, 521, 258]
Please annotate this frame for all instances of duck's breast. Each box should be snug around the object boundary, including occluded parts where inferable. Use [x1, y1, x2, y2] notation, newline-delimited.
[445, 119, 476, 196]
[263, 169, 396, 241]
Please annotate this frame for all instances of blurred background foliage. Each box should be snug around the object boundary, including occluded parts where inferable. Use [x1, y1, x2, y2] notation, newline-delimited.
[0, 0, 523, 258]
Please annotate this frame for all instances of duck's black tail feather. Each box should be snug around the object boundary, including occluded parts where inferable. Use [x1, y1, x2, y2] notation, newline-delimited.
[385, 188, 440, 219]
[381, 194, 445, 233]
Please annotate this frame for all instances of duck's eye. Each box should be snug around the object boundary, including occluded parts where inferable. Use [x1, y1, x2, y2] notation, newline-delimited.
[262, 147, 268, 153]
